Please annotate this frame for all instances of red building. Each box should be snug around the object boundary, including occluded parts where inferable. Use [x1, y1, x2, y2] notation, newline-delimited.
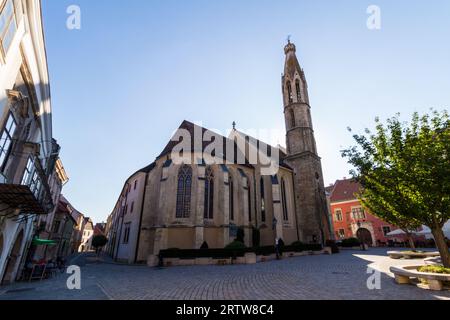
[328, 179, 397, 247]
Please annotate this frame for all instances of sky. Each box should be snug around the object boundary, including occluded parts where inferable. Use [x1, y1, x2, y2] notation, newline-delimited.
[41, 0, 450, 223]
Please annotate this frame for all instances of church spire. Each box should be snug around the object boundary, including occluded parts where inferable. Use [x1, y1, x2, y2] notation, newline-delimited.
[283, 40, 302, 80]
[282, 39, 309, 107]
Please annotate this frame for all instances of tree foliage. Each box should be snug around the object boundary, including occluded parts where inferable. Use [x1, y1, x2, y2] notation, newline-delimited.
[92, 234, 108, 249]
[342, 110, 450, 267]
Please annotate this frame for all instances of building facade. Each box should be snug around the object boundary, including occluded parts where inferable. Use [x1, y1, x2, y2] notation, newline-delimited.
[78, 217, 93, 252]
[0, 0, 64, 284]
[328, 179, 398, 246]
[105, 41, 332, 264]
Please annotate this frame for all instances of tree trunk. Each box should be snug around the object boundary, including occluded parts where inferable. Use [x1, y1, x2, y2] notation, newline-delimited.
[406, 234, 416, 249]
[431, 227, 450, 268]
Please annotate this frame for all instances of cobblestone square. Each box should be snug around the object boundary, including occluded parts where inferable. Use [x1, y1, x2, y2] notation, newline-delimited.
[1, 249, 449, 300]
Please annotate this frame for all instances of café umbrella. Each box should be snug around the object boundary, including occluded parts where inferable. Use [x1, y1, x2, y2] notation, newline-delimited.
[32, 237, 57, 246]
[385, 228, 425, 237]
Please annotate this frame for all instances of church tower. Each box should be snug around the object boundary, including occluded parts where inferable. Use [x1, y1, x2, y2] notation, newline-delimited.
[282, 40, 331, 244]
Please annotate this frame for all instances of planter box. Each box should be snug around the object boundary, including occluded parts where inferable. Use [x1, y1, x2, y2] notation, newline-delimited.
[164, 258, 180, 267]
[178, 259, 195, 266]
[390, 265, 450, 291]
[147, 255, 158, 267]
[244, 253, 257, 264]
[195, 258, 212, 265]
[234, 257, 246, 264]
[259, 254, 276, 262]
[339, 246, 363, 250]
[214, 258, 232, 265]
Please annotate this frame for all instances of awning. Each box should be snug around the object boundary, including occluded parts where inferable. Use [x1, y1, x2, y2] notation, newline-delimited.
[0, 184, 47, 215]
[32, 238, 57, 246]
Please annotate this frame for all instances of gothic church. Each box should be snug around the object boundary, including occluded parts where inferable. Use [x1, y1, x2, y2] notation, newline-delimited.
[105, 42, 332, 263]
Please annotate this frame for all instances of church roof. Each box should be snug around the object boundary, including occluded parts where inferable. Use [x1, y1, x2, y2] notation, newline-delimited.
[157, 120, 294, 171]
[157, 120, 253, 168]
[329, 179, 362, 203]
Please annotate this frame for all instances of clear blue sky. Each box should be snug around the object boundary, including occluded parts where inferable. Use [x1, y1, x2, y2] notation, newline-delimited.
[41, 0, 450, 223]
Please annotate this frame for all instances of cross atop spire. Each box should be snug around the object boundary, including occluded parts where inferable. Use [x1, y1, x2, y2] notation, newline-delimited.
[232, 121, 236, 130]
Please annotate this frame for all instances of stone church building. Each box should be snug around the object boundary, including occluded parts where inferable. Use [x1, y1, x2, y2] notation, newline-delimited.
[105, 41, 332, 264]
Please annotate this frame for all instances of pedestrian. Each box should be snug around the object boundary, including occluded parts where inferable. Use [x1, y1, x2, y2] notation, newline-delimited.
[158, 252, 164, 268]
[275, 238, 280, 260]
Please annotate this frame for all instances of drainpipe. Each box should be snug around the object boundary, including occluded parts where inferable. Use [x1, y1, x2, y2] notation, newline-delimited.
[134, 172, 149, 264]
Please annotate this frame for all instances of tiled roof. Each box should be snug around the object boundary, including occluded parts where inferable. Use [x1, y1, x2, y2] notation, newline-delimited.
[329, 179, 362, 203]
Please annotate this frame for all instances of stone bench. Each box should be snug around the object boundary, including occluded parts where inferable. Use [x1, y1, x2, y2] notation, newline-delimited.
[390, 265, 450, 291]
[388, 251, 440, 259]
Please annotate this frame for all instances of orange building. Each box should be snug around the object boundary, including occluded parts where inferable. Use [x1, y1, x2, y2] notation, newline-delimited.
[328, 179, 397, 247]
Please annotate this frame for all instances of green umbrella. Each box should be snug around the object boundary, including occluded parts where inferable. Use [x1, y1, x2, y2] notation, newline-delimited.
[32, 237, 57, 246]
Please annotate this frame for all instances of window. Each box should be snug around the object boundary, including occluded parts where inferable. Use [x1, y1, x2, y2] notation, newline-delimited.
[130, 201, 134, 213]
[204, 167, 214, 219]
[382, 226, 391, 236]
[260, 177, 266, 222]
[352, 207, 366, 220]
[281, 178, 288, 221]
[21, 157, 41, 197]
[229, 174, 234, 221]
[334, 209, 343, 222]
[123, 223, 131, 244]
[337, 229, 345, 239]
[0, 112, 16, 171]
[287, 81, 293, 103]
[295, 79, 301, 101]
[134, 180, 137, 190]
[0, 0, 17, 56]
[289, 109, 295, 128]
[176, 165, 192, 218]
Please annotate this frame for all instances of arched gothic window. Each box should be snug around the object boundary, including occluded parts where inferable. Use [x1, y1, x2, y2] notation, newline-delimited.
[229, 174, 234, 221]
[281, 178, 289, 221]
[204, 167, 214, 219]
[287, 82, 293, 104]
[176, 165, 192, 218]
[295, 79, 301, 102]
[260, 177, 266, 222]
[290, 109, 295, 128]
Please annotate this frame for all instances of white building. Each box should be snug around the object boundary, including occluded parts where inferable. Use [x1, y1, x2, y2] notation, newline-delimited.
[0, 0, 61, 284]
[79, 217, 94, 252]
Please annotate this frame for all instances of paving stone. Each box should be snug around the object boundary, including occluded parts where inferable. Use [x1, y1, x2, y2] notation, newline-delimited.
[1, 249, 449, 300]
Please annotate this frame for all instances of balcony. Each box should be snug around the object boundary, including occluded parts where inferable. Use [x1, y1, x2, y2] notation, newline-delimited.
[0, 155, 54, 216]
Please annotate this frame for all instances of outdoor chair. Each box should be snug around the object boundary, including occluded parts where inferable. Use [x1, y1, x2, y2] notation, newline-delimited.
[28, 264, 47, 282]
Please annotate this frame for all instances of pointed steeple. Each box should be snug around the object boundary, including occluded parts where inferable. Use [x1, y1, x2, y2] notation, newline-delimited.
[283, 40, 302, 79]
[282, 39, 309, 107]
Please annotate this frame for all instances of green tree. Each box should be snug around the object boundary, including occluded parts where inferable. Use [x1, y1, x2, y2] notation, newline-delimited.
[342, 110, 450, 267]
[92, 234, 108, 254]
